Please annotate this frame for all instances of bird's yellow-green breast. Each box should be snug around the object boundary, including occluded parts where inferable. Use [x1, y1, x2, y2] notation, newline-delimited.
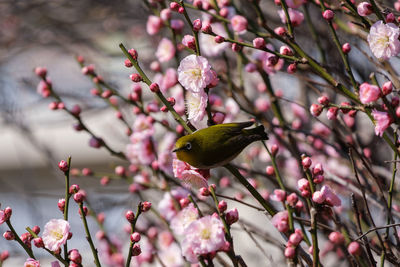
[173, 121, 268, 169]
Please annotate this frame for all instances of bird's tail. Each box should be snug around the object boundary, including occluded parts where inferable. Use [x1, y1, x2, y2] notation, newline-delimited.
[242, 125, 269, 141]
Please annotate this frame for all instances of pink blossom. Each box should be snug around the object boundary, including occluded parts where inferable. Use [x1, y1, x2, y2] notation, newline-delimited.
[42, 219, 70, 252]
[270, 189, 286, 202]
[186, 91, 208, 128]
[255, 98, 270, 112]
[372, 109, 392, 137]
[126, 135, 156, 165]
[132, 114, 154, 136]
[321, 185, 341, 207]
[156, 38, 176, 63]
[182, 215, 226, 256]
[200, 23, 229, 57]
[146, 15, 163, 35]
[271, 210, 289, 232]
[180, 169, 208, 189]
[178, 55, 213, 92]
[286, 0, 305, 8]
[158, 243, 184, 267]
[359, 82, 381, 104]
[357, 2, 372, 16]
[24, 258, 40, 267]
[230, 15, 247, 34]
[278, 8, 304, 27]
[368, 21, 400, 61]
[170, 203, 199, 235]
[158, 188, 188, 221]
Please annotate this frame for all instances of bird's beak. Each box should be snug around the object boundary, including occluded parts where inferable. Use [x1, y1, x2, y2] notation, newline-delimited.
[172, 147, 180, 153]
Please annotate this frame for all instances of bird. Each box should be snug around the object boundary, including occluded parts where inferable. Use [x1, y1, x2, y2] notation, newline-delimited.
[173, 121, 268, 169]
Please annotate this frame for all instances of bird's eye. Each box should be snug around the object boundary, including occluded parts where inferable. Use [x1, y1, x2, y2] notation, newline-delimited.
[185, 142, 192, 150]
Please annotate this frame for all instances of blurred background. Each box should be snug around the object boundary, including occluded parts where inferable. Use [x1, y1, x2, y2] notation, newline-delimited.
[1, 0, 397, 266]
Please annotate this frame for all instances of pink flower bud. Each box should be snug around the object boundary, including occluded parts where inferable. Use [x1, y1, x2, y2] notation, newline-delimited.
[33, 237, 44, 248]
[253, 37, 265, 49]
[179, 198, 190, 208]
[202, 22, 212, 33]
[302, 157, 312, 169]
[199, 187, 210, 196]
[130, 73, 143, 83]
[347, 241, 361, 256]
[313, 174, 324, 184]
[357, 2, 372, 16]
[140, 201, 152, 212]
[125, 210, 135, 223]
[317, 96, 330, 105]
[128, 49, 138, 60]
[313, 163, 324, 175]
[89, 137, 103, 148]
[297, 178, 310, 191]
[382, 81, 393, 96]
[289, 232, 303, 246]
[231, 43, 242, 52]
[219, 7, 229, 17]
[192, 19, 202, 32]
[35, 67, 47, 78]
[73, 192, 85, 203]
[274, 26, 286, 35]
[359, 82, 381, 104]
[124, 59, 133, 68]
[4, 207, 11, 219]
[280, 45, 293, 56]
[58, 199, 65, 211]
[328, 231, 345, 245]
[149, 83, 160, 93]
[218, 200, 227, 212]
[182, 35, 196, 50]
[69, 184, 80, 194]
[150, 61, 161, 72]
[271, 144, 279, 156]
[310, 104, 323, 117]
[287, 63, 297, 74]
[322, 10, 334, 21]
[115, 166, 126, 177]
[58, 160, 69, 172]
[212, 112, 225, 124]
[178, 6, 184, 13]
[160, 9, 171, 21]
[286, 193, 298, 206]
[0, 251, 9, 261]
[284, 246, 296, 258]
[69, 249, 82, 264]
[327, 107, 339, 120]
[3, 231, 15, 240]
[266, 166, 275, 176]
[215, 35, 225, 43]
[226, 208, 239, 224]
[312, 191, 326, 204]
[32, 226, 40, 235]
[271, 189, 286, 202]
[170, 2, 180, 11]
[342, 43, 351, 54]
[132, 243, 142, 256]
[130, 232, 141, 242]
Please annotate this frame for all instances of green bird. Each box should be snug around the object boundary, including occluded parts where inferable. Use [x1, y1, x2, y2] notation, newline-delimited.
[173, 121, 268, 169]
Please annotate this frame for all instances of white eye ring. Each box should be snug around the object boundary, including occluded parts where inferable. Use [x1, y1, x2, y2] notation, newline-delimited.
[186, 142, 192, 150]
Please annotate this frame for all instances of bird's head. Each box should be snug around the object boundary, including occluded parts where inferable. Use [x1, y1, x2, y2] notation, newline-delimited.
[172, 134, 200, 167]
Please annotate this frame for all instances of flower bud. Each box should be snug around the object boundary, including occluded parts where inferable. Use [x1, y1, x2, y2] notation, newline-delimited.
[58, 160, 69, 172]
[0, 251, 9, 261]
[322, 10, 334, 21]
[382, 81, 393, 96]
[130, 232, 141, 242]
[3, 231, 14, 240]
[69, 184, 80, 194]
[125, 210, 135, 223]
[218, 200, 227, 212]
[289, 232, 303, 246]
[32, 226, 40, 235]
[128, 49, 138, 60]
[274, 26, 286, 35]
[33, 237, 44, 248]
[149, 83, 160, 93]
[202, 22, 212, 34]
[69, 249, 82, 264]
[58, 198, 66, 211]
[280, 45, 293, 56]
[124, 59, 133, 68]
[115, 166, 126, 177]
[284, 246, 296, 258]
[231, 43, 242, 52]
[215, 35, 225, 43]
[347, 241, 361, 256]
[192, 19, 202, 32]
[73, 192, 85, 203]
[132, 244, 142, 256]
[342, 43, 351, 54]
[301, 157, 312, 169]
[357, 2, 372, 16]
[328, 231, 345, 245]
[199, 187, 210, 196]
[130, 73, 143, 83]
[226, 208, 239, 224]
[310, 104, 323, 117]
[317, 96, 330, 106]
[140, 201, 152, 212]
[253, 37, 265, 49]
